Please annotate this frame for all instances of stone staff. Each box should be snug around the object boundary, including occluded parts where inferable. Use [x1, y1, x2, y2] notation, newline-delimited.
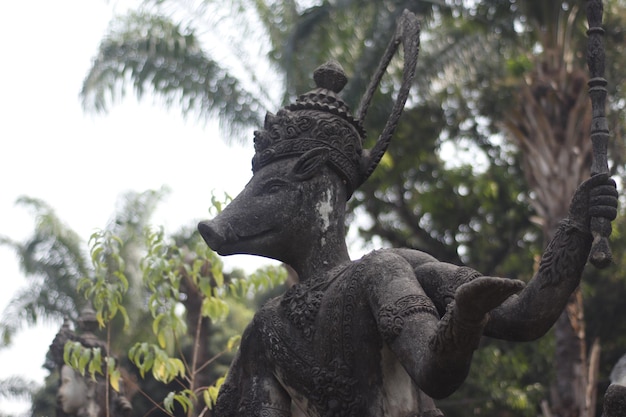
[586, 0, 613, 268]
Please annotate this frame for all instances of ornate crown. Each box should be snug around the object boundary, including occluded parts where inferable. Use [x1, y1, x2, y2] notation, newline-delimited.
[252, 61, 366, 195]
[251, 10, 421, 198]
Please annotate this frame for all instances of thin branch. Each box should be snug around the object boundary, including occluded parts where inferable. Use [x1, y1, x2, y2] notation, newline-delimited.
[194, 348, 228, 376]
[106, 325, 111, 417]
[188, 308, 204, 417]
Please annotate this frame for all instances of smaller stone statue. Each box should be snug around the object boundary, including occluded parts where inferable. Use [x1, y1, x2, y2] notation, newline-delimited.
[47, 308, 132, 417]
[601, 354, 626, 417]
[57, 363, 92, 416]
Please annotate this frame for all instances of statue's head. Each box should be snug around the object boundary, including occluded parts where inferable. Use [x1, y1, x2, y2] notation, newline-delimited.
[57, 364, 90, 415]
[198, 10, 421, 263]
[198, 62, 366, 262]
[252, 61, 366, 198]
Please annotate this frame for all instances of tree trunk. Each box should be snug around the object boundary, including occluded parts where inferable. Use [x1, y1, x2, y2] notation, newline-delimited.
[501, 36, 595, 416]
[552, 290, 588, 417]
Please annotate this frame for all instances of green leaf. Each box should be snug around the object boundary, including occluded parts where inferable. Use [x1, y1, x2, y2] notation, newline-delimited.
[63, 341, 73, 366]
[153, 313, 165, 335]
[157, 329, 167, 349]
[164, 392, 175, 413]
[91, 246, 104, 264]
[78, 348, 92, 375]
[211, 262, 224, 288]
[174, 391, 194, 413]
[96, 311, 105, 328]
[206, 375, 226, 410]
[171, 358, 186, 376]
[203, 389, 213, 410]
[118, 305, 130, 330]
[201, 296, 229, 322]
[107, 357, 121, 391]
[227, 335, 241, 352]
[88, 348, 103, 379]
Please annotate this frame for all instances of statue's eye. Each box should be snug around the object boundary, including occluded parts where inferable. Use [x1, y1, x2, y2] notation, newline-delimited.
[263, 179, 287, 195]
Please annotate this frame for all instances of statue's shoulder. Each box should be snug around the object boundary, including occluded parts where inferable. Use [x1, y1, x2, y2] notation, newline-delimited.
[359, 247, 438, 269]
[255, 295, 283, 318]
[353, 248, 439, 287]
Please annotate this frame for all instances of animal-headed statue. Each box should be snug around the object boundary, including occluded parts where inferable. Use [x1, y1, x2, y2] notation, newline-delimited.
[197, 10, 618, 417]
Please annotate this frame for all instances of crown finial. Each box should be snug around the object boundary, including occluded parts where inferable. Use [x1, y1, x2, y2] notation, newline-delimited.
[313, 60, 347, 93]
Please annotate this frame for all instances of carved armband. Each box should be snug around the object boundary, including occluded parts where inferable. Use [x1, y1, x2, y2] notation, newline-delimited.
[537, 218, 592, 288]
[378, 294, 439, 344]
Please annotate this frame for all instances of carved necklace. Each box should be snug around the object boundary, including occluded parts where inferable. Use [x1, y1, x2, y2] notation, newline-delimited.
[281, 263, 352, 339]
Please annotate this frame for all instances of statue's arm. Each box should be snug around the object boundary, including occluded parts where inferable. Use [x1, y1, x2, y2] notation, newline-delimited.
[404, 222, 595, 342]
[364, 251, 481, 399]
[367, 250, 525, 398]
[485, 174, 617, 341]
[406, 175, 616, 342]
[483, 219, 591, 340]
[215, 320, 292, 416]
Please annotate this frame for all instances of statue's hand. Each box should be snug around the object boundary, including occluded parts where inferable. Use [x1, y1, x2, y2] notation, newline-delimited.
[455, 277, 525, 323]
[568, 174, 618, 233]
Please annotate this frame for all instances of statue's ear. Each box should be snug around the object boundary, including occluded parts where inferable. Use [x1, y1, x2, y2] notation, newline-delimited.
[292, 147, 330, 181]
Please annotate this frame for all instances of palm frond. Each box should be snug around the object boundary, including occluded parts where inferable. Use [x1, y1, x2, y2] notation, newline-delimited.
[0, 283, 77, 348]
[12, 197, 90, 280]
[0, 198, 91, 347]
[0, 376, 36, 400]
[107, 187, 168, 237]
[81, 11, 263, 137]
[106, 188, 169, 301]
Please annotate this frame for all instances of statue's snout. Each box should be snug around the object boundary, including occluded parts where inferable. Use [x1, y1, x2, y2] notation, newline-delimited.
[198, 220, 229, 252]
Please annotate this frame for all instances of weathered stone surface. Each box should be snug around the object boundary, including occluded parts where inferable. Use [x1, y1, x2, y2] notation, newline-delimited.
[603, 384, 626, 417]
[197, 9, 618, 417]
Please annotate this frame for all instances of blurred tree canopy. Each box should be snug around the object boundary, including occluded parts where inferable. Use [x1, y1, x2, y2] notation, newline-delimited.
[1, 192, 286, 417]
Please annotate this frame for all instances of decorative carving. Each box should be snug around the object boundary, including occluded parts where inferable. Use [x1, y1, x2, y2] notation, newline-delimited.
[434, 267, 481, 313]
[281, 284, 324, 340]
[378, 295, 439, 344]
[258, 267, 365, 416]
[239, 399, 291, 417]
[538, 219, 592, 288]
[253, 106, 364, 196]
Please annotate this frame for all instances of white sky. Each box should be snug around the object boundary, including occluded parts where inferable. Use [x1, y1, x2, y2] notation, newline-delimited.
[0, 1, 274, 414]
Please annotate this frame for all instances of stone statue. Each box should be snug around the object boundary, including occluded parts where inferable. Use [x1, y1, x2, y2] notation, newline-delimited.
[601, 354, 626, 417]
[197, 10, 618, 417]
[47, 308, 132, 417]
[57, 364, 92, 416]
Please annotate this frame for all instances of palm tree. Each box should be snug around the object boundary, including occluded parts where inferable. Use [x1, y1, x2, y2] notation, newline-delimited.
[0, 189, 166, 347]
[81, 1, 273, 139]
[501, 8, 595, 414]
[0, 190, 166, 415]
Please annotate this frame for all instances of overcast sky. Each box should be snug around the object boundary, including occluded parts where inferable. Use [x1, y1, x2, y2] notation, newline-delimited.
[0, 1, 273, 414]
